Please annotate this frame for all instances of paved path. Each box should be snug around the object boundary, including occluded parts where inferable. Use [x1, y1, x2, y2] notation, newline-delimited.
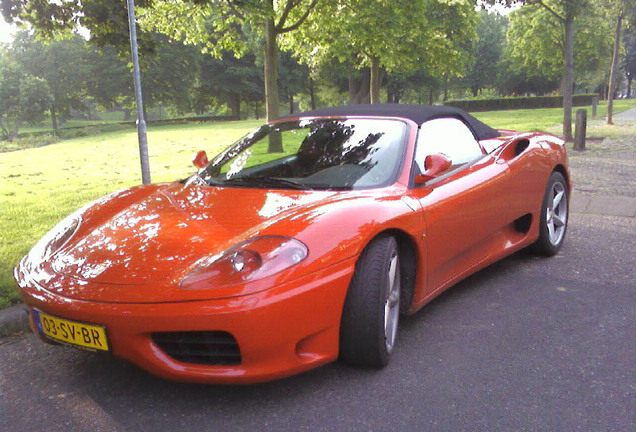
[1, 211, 633, 432]
[571, 192, 636, 218]
[568, 113, 636, 217]
[614, 106, 636, 120]
[1, 130, 635, 431]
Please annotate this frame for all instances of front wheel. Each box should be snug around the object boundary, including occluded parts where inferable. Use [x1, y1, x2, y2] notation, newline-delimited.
[530, 171, 569, 256]
[339, 235, 401, 367]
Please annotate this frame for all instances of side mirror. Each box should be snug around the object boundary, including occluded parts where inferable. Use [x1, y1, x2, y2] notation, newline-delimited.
[415, 153, 452, 185]
[192, 150, 208, 169]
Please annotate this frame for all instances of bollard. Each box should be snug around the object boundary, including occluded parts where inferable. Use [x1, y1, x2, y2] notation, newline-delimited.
[592, 96, 598, 118]
[574, 109, 587, 151]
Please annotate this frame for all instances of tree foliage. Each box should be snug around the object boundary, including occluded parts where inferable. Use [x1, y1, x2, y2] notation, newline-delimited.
[484, 0, 595, 140]
[193, 50, 264, 118]
[0, 0, 630, 137]
[11, 33, 92, 129]
[504, 3, 611, 84]
[283, 0, 477, 102]
[0, 57, 51, 139]
[464, 10, 506, 96]
[141, 0, 320, 122]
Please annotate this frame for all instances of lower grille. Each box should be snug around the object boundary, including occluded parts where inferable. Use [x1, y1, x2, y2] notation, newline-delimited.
[151, 331, 241, 366]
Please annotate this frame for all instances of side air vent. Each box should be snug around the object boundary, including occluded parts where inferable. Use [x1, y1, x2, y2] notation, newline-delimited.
[515, 139, 530, 156]
[498, 137, 531, 162]
[152, 331, 241, 366]
[513, 214, 532, 234]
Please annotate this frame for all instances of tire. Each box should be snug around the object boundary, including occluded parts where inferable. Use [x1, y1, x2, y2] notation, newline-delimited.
[530, 171, 569, 256]
[339, 235, 401, 367]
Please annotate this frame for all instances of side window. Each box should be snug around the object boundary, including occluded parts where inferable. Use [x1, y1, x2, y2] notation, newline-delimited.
[415, 118, 483, 173]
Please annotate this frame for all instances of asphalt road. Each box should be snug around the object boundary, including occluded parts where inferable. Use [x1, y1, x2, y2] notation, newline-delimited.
[1, 211, 634, 432]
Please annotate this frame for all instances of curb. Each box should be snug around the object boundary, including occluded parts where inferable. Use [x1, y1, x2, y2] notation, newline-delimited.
[0, 304, 30, 337]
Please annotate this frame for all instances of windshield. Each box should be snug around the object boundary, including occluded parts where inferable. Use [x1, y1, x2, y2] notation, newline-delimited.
[193, 119, 407, 190]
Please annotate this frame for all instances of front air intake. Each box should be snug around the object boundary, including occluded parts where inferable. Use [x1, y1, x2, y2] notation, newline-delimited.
[152, 331, 241, 366]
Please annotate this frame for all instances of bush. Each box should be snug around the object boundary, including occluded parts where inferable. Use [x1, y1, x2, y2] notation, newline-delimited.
[445, 94, 599, 112]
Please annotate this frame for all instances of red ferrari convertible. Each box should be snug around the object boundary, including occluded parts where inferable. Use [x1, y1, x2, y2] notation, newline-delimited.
[15, 104, 569, 383]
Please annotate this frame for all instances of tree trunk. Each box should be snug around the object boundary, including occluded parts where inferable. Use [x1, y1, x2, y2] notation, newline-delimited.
[348, 75, 356, 104]
[8, 118, 22, 141]
[263, 16, 280, 121]
[308, 77, 316, 110]
[607, 9, 623, 125]
[387, 89, 394, 104]
[443, 75, 449, 101]
[562, 15, 575, 141]
[429, 88, 434, 105]
[370, 56, 380, 104]
[229, 94, 241, 119]
[348, 70, 370, 105]
[50, 106, 58, 132]
[264, 11, 282, 151]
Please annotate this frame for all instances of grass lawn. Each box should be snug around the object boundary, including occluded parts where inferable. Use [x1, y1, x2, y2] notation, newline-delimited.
[0, 101, 635, 308]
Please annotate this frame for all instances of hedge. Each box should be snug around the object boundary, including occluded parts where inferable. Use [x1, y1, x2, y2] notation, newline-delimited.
[444, 94, 599, 112]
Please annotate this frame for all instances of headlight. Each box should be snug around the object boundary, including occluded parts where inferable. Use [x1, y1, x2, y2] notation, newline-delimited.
[180, 236, 308, 290]
[29, 215, 81, 262]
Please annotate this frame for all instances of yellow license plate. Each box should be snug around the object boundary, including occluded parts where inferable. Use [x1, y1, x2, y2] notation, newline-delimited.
[33, 309, 109, 352]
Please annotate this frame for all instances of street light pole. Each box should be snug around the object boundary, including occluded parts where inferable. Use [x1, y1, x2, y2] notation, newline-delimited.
[126, 0, 151, 184]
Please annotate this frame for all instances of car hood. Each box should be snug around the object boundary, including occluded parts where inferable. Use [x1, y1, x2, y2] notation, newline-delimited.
[49, 183, 338, 296]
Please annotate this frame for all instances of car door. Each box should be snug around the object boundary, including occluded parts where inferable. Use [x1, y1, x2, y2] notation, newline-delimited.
[409, 118, 513, 299]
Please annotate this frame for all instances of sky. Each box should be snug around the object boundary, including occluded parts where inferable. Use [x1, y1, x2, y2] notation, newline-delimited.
[1, 19, 16, 43]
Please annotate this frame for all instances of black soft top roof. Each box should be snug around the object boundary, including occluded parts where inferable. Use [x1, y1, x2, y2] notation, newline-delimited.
[277, 104, 500, 140]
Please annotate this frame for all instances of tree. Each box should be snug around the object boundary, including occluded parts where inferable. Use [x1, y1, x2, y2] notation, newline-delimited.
[0, 59, 51, 140]
[2, 0, 320, 125]
[138, 33, 200, 114]
[284, 0, 477, 104]
[486, 0, 593, 141]
[140, 0, 319, 123]
[11, 32, 91, 130]
[279, 51, 310, 114]
[82, 45, 133, 114]
[606, 2, 624, 124]
[624, 30, 636, 97]
[81, 33, 203, 117]
[495, 51, 561, 96]
[504, 3, 611, 89]
[606, 0, 636, 120]
[193, 51, 263, 118]
[465, 10, 507, 96]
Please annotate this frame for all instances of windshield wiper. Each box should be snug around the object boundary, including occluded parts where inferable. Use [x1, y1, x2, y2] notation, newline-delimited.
[219, 176, 309, 190]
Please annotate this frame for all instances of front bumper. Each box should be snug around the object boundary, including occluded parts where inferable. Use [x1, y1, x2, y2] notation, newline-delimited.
[15, 258, 355, 384]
